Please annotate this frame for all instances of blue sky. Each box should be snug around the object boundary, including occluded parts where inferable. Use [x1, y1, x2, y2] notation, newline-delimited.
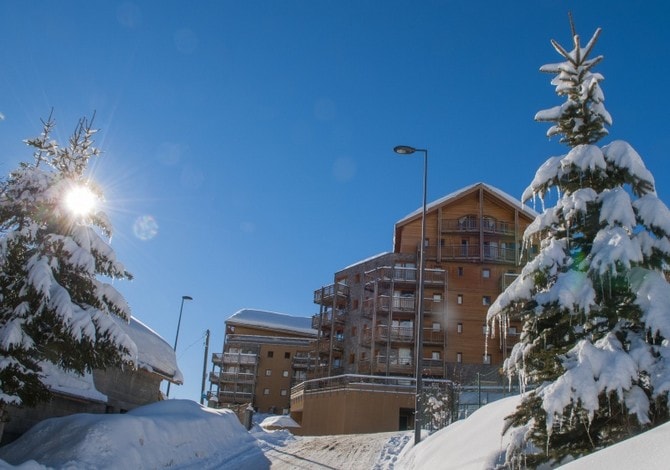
[1, 1, 669, 402]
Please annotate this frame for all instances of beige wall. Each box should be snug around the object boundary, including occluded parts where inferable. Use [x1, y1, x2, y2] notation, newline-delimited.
[255, 343, 303, 413]
[292, 387, 415, 436]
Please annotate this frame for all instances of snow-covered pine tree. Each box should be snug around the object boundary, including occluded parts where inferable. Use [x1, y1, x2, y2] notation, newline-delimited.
[487, 21, 670, 467]
[0, 114, 137, 408]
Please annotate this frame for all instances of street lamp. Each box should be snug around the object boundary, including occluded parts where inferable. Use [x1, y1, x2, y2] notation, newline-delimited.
[394, 145, 428, 446]
[166, 295, 193, 397]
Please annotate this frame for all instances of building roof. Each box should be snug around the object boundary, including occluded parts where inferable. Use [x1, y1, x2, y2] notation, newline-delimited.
[225, 309, 316, 337]
[114, 316, 183, 383]
[393, 182, 538, 252]
[395, 182, 537, 226]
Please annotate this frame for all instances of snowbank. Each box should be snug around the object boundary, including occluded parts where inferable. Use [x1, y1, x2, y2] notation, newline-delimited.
[396, 395, 521, 469]
[260, 414, 301, 429]
[0, 400, 268, 469]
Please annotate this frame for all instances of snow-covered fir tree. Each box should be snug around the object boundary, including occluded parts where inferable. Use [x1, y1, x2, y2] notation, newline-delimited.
[487, 21, 670, 467]
[0, 114, 137, 408]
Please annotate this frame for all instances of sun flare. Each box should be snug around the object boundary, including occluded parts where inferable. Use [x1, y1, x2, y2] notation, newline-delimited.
[65, 185, 97, 216]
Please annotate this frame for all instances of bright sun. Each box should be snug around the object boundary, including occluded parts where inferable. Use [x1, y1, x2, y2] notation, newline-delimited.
[64, 185, 97, 216]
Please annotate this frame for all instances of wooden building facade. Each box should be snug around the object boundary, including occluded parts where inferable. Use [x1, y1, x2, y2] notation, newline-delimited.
[294, 183, 536, 435]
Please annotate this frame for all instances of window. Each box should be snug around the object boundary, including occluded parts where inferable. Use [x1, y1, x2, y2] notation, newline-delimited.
[483, 354, 492, 365]
[352, 326, 358, 336]
[352, 299, 359, 309]
[482, 296, 491, 306]
[282, 370, 289, 378]
[482, 268, 490, 279]
[265, 369, 272, 376]
[457, 322, 463, 334]
[267, 351, 274, 358]
[461, 240, 469, 256]
[280, 389, 288, 396]
[456, 352, 462, 363]
[482, 324, 489, 335]
[508, 326, 518, 336]
[432, 322, 440, 332]
[263, 388, 270, 395]
[431, 351, 440, 360]
[354, 273, 360, 283]
[457, 294, 463, 305]
[433, 293, 442, 302]
[457, 266, 464, 277]
[349, 353, 355, 364]
[284, 352, 290, 359]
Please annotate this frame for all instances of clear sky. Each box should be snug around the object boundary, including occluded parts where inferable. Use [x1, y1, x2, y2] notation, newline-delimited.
[1, 1, 669, 402]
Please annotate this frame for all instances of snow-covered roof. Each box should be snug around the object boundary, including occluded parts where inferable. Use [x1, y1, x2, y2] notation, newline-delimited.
[40, 315, 181, 404]
[395, 182, 537, 226]
[112, 316, 183, 383]
[226, 309, 316, 337]
[338, 252, 391, 272]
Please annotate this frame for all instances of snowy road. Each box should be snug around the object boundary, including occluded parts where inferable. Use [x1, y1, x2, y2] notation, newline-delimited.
[262, 431, 411, 470]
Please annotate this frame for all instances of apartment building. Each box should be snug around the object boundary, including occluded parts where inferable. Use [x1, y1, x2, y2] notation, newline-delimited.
[292, 183, 536, 434]
[208, 309, 316, 414]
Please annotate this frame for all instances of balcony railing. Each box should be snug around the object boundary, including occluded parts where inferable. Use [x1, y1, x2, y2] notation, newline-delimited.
[437, 244, 517, 263]
[219, 352, 258, 365]
[209, 371, 256, 384]
[375, 325, 414, 343]
[441, 217, 515, 235]
[423, 327, 445, 344]
[216, 390, 253, 404]
[314, 282, 349, 304]
[315, 335, 344, 352]
[292, 354, 314, 370]
[366, 266, 446, 285]
[311, 309, 346, 329]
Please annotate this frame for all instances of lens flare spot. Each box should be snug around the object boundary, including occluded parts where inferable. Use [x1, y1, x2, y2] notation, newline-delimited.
[133, 215, 158, 240]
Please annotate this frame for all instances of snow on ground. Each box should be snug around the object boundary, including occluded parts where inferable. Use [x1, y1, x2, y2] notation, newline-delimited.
[0, 395, 668, 469]
[0, 400, 269, 469]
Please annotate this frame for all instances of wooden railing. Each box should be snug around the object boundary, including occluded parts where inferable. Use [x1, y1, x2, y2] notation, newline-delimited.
[314, 282, 349, 303]
[441, 217, 515, 235]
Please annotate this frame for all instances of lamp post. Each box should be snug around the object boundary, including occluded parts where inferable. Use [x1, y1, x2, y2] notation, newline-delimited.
[166, 295, 193, 397]
[394, 145, 428, 446]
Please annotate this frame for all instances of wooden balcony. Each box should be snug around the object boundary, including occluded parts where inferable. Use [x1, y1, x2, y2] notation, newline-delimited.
[218, 352, 258, 365]
[426, 244, 517, 263]
[314, 282, 349, 305]
[292, 354, 314, 370]
[375, 325, 414, 344]
[315, 336, 344, 353]
[209, 371, 256, 384]
[374, 355, 414, 374]
[441, 217, 515, 235]
[215, 390, 253, 404]
[423, 327, 445, 344]
[365, 266, 446, 286]
[311, 309, 346, 329]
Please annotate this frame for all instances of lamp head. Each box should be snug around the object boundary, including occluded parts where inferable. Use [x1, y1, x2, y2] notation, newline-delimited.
[394, 145, 417, 155]
[182, 295, 193, 301]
